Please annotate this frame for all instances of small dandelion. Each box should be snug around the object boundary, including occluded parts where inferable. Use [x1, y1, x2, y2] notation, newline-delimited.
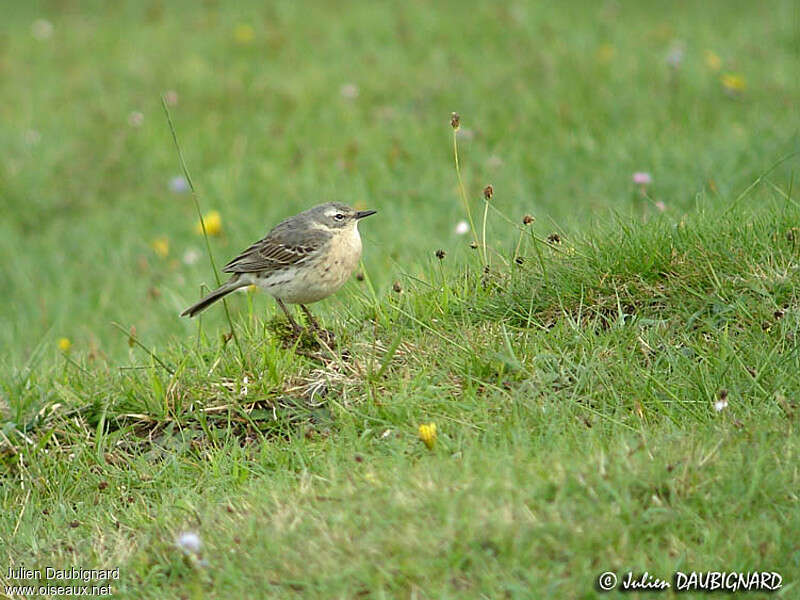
[234, 24, 254, 44]
[196, 210, 222, 236]
[418, 422, 437, 450]
[522, 214, 534, 225]
[182, 248, 200, 265]
[704, 50, 722, 71]
[168, 175, 189, 194]
[455, 220, 470, 235]
[176, 531, 202, 555]
[714, 389, 729, 413]
[483, 184, 494, 200]
[31, 19, 53, 40]
[721, 73, 746, 94]
[435, 249, 446, 260]
[632, 172, 652, 186]
[450, 112, 460, 130]
[128, 111, 144, 127]
[57, 337, 72, 353]
[150, 237, 169, 258]
[340, 83, 359, 99]
[163, 90, 179, 106]
[596, 43, 616, 63]
[392, 281, 402, 294]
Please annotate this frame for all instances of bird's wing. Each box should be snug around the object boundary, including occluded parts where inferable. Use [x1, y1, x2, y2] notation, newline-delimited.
[222, 226, 326, 274]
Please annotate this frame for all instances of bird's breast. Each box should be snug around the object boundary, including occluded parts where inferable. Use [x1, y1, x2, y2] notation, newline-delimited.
[260, 226, 363, 305]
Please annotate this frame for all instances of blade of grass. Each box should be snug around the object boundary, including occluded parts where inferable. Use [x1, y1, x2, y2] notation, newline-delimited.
[111, 321, 174, 375]
[161, 96, 245, 365]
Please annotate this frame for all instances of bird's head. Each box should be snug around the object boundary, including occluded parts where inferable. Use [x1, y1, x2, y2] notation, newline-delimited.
[310, 202, 377, 231]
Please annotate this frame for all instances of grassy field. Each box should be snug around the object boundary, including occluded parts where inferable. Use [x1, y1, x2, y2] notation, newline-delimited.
[2, 1, 800, 598]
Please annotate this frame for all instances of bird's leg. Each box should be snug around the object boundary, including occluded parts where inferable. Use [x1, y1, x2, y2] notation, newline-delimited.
[300, 304, 335, 346]
[276, 299, 303, 336]
[299, 304, 322, 331]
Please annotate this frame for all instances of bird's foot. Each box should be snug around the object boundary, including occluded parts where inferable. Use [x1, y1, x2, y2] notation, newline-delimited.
[312, 327, 336, 347]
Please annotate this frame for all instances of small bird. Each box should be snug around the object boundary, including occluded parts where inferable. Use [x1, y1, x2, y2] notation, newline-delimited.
[181, 202, 376, 335]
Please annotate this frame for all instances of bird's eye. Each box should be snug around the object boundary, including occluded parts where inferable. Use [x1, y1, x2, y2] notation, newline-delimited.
[334, 213, 345, 221]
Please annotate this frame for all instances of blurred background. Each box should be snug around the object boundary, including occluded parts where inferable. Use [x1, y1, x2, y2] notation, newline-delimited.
[1, 0, 798, 370]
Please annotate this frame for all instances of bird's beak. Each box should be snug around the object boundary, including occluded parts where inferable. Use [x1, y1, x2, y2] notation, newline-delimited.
[355, 209, 377, 219]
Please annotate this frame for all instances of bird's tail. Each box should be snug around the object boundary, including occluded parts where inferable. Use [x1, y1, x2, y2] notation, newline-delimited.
[180, 278, 244, 318]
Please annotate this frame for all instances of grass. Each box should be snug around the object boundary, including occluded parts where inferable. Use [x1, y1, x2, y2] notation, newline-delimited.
[2, 0, 800, 598]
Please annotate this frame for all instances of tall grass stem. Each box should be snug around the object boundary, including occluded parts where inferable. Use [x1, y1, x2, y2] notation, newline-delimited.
[161, 97, 245, 365]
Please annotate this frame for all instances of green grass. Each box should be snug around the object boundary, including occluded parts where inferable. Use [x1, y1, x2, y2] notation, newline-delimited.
[2, 1, 800, 598]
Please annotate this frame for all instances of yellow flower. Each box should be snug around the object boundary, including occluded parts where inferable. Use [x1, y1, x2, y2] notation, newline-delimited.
[418, 423, 437, 450]
[196, 210, 222, 236]
[596, 43, 615, 63]
[234, 24, 254, 45]
[57, 337, 72, 352]
[704, 50, 721, 71]
[721, 73, 746, 94]
[150, 236, 169, 258]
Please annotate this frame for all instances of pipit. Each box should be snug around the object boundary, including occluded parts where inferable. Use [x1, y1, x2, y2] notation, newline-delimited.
[181, 202, 376, 336]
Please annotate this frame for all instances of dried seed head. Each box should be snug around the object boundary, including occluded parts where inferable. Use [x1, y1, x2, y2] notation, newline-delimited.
[470, 240, 479, 249]
[483, 184, 493, 200]
[450, 112, 460, 130]
[435, 249, 446, 260]
[523, 215, 534, 225]
[392, 281, 402, 293]
[547, 233, 561, 244]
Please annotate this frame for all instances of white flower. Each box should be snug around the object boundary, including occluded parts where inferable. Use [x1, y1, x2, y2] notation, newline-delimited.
[31, 19, 53, 40]
[455, 220, 470, 235]
[176, 531, 202, 554]
[456, 128, 474, 140]
[666, 41, 685, 68]
[128, 111, 144, 127]
[485, 155, 503, 169]
[714, 399, 728, 412]
[164, 90, 179, 106]
[182, 248, 201, 265]
[340, 83, 359, 99]
[169, 175, 189, 193]
[24, 130, 41, 145]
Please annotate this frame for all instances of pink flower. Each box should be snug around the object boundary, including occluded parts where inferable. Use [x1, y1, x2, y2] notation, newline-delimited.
[632, 172, 652, 185]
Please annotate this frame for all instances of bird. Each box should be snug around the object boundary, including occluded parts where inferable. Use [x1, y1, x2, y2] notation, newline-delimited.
[180, 202, 376, 336]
